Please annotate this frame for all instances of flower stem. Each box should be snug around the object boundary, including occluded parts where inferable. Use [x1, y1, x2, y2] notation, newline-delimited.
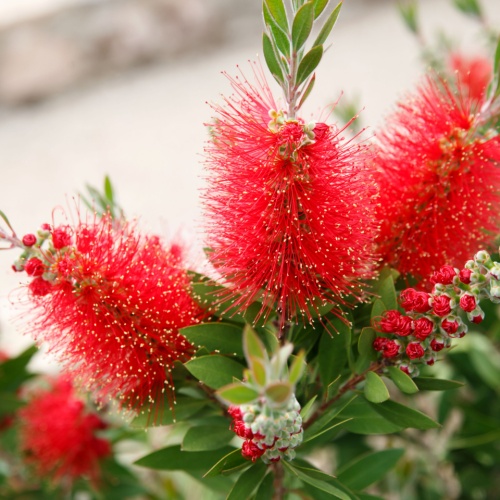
[272, 461, 286, 500]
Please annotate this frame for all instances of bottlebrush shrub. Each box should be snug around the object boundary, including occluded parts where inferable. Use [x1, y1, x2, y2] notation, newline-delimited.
[1, 1, 500, 499]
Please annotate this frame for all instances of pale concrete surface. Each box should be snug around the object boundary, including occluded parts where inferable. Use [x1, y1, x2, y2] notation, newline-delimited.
[0, 0, 499, 366]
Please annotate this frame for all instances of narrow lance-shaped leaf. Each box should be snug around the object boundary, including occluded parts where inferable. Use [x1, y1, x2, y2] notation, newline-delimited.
[297, 73, 316, 110]
[292, 1, 315, 52]
[288, 350, 306, 385]
[313, 1, 342, 47]
[249, 355, 268, 387]
[263, 2, 290, 57]
[313, 0, 329, 19]
[263, 33, 285, 84]
[297, 45, 323, 86]
[264, 0, 289, 31]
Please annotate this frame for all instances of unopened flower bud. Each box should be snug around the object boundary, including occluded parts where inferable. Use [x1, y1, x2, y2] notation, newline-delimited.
[474, 250, 490, 265]
[22, 234, 37, 247]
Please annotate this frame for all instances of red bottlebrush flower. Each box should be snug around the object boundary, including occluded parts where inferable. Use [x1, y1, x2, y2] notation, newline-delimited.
[24, 215, 203, 413]
[373, 77, 500, 282]
[459, 293, 476, 312]
[406, 342, 425, 360]
[28, 276, 52, 296]
[430, 265, 457, 286]
[51, 226, 72, 249]
[400, 288, 431, 313]
[433, 295, 452, 317]
[19, 377, 110, 485]
[242, 440, 265, 462]
[449, 52, 492, 101]
[413, 317, 434, 340]
[203, 68, 378, 324]
[24, 257, 45, 277]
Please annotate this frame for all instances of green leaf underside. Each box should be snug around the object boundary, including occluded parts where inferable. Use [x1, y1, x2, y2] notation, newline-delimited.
[134, 445, 235, 471]
[250, 356, 268, 386]
[184, 355, 244, 389]
[387, 366, 419, 394]
[180, 323, 244, 357]
[227, 461, 267, 500]
[368, 399, 440, 430]
[265, 381, 292, 404]
[337, 449, 405, 490]
[364, 371, 390, 403]
[182, 425, 235, 451]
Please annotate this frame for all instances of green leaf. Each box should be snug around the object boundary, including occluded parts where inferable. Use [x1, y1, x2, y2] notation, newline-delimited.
[263, 33, 285, 84]
[370, 298, 387, 322]
[265, 381, 292, 405]
[355, 327, 377, 374]
[299, 395, 317, 422]
[313, 0, 329, 18]
[377, 274, 398, 311]
[180, 323, 244, 357]
[313, 1, 342, 47]
[255, 472, 274, 500]
[387, 366, 419, 394]
[264, 0, 288, 31]
[364, 371, 390, 403]
[413, 377, 464, 391]
[249, 356, 268, 387]
[318, 320, 350, 386]
[0, 392, 23, 416]
[204, 448, 249, 477]
[452, 0, 482, 18]
[0, 345, 38, 392]
[243, 325, 268, 362]
[263, 2, 290, 57]
[297, 73, 316, 109]
[184, 355, 244, 389]
[104, 175, 114, 202]
[134, 445, 235, 471]
[0, 209, 15, 234]
[227, 461, 267, 500]
[337, 449, 405, 490]
[131, 396, 207, 428]
[289, 350, 306, 384]
[296, 45, 323, 85]
[368, 399, 440, 430]
[333, 396, 404, 435]
[397, 0, 419, 34]
[217, 383, 260, 405]
[182, 425, 235, 451]
[302, 418, 353, 445]
[292, 1, 315, 51]
[283, 461, 350, 500]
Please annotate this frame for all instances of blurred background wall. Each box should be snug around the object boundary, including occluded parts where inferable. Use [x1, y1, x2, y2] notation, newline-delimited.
[0, 0, 499, 361]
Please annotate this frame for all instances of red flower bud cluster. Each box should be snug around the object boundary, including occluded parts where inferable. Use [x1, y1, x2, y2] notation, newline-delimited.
[373, 253, 499, 374]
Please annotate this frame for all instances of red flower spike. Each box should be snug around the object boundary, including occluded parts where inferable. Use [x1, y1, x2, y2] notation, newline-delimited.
[242, 440, 265, 462]
[25, 215, 203, 413]
[374, 77, 500, 282]
[203, 68, 378, 325]
[449, 52, 492, 102]
[19, 377, 110, 485]
[51, 227, 72, 249]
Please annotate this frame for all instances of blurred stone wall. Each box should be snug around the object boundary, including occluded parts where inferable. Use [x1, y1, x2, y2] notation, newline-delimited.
[0, 0, 260, 106]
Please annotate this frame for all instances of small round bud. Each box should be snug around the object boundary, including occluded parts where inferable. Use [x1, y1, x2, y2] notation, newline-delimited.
[22, 234, 37, 247]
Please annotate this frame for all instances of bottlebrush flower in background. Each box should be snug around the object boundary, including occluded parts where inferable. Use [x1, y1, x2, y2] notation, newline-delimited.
[449, 52, 492, 101]
[203, 69, 378, 324]
[19, 377, 110, 485]
[17, 214, 203, 413]
[373, 76, 500, 283]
